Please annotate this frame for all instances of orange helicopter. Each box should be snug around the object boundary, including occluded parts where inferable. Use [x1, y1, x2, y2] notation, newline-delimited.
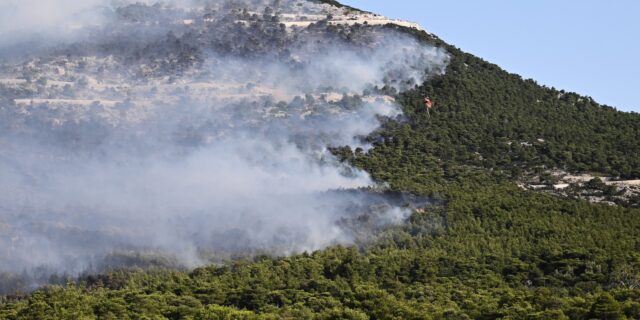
[423, 97, 435, 118]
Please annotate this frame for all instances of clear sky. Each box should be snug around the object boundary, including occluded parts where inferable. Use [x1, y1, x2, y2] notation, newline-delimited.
[342, 0, 640, 112]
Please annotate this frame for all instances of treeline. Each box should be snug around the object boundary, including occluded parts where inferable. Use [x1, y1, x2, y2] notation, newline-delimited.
[386, 26, 640, 179]
[1, 183, 639, 319]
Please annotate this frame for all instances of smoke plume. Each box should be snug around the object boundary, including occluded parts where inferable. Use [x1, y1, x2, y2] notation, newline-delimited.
[0, 0, 448, 281]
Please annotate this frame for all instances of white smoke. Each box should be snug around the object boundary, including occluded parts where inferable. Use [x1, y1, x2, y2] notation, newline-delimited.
[0, 0, 448, 278]
[0, 0, 108, 45]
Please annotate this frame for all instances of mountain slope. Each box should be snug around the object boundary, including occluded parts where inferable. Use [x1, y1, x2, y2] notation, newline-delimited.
[409, 29, 640, 179]
[1, 1, 639, 319]
[340, 25, 640, 181]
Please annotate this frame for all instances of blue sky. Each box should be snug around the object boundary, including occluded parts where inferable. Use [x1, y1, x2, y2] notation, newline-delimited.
[343, 0, 640, 112]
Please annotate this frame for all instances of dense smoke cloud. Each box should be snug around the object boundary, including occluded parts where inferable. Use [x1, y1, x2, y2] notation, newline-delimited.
[0, 0, 448, 281]
[0, 0, 107, 47]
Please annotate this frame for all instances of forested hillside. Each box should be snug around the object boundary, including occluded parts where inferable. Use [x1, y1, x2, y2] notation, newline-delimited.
[1, 1, 640, 319]
[2, 182, 639, 319]
[339, 26, 640, 183]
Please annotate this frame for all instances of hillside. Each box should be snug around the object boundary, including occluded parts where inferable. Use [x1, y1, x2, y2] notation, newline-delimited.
[1, 0, 639, 319]
[336, 25, 640, 207]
